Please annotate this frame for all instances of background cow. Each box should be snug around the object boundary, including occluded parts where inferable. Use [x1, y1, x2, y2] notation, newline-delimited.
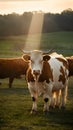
[24, 50, 69, 113]
[0, 55, 29, 88]
[53, 55, 73, 107]
[66, 56, 73, 77]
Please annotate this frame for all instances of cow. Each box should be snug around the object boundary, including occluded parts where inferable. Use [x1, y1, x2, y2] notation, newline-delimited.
[0, 55, 29, 88]
[23, 50, 69, 113]
[53, 55, 73, 107]
[66, 56, 73, 77]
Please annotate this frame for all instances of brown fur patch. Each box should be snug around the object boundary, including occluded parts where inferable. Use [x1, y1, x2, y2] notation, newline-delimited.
[56, 57, 68, 70]
[58, 66, 66, 85]
[0, 58, 29, 78]
[66, 56, 73, 77]
[26, 68, 35, 82]
[38, 61, 53, 83]
[0, 58, 29, 88]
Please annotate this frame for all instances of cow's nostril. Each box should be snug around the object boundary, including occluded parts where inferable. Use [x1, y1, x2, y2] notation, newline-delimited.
[33, 70, 36, 73]
[37, 70, 40, 74]
[33, 70, 40, 75]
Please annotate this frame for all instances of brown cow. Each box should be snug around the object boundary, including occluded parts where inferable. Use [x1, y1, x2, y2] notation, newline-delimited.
[66, 56, 73, 77]
[0, 55, 29, 88]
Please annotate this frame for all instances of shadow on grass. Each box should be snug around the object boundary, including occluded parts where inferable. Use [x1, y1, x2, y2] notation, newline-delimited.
[31, 107, 73, 129]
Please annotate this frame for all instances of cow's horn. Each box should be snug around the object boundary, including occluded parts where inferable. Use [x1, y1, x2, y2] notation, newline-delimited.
[43, 49, 54, 54]
[22, 50, 31, 54]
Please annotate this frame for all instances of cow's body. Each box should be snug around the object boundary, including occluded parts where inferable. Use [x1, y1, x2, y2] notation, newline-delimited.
[66, 56, 73, 77]
[53, 55, 73, 108]
[0, 57, 29, 88]
[25, 50, 69, 113]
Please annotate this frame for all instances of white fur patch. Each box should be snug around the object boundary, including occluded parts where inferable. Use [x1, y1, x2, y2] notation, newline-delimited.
[30, 51, 43, 74]
[28, 80, 53, 98]
[49, 57, 63, 81]
[48, 57, 68, 90]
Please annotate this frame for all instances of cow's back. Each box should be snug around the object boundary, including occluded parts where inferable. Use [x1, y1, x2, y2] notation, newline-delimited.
[48, 56, 69, 90]
[0, 58, 28, 78]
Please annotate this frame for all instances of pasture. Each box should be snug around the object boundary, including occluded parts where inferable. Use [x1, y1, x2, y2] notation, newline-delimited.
[0, 31, 73, 130]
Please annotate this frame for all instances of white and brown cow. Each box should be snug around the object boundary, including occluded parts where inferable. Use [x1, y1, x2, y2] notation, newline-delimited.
[53, 55, 73, 107]
[24, 50, 69, 113]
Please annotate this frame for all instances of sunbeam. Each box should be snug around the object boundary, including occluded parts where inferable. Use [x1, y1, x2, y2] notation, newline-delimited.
[24, 12, 44, 50]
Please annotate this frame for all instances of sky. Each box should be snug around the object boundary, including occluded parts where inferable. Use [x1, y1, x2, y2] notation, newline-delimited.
[0, 0, 73, 15]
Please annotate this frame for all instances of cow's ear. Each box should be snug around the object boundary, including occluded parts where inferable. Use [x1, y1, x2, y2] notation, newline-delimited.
[22, 54, 30, 61]
[43, 55, 51, 61]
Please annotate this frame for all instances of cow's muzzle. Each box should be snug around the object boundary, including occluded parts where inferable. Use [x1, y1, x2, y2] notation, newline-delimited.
[33, 70, 40, 76]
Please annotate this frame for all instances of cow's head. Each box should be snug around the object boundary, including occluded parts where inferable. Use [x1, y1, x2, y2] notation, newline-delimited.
[23, 50, 51, 79]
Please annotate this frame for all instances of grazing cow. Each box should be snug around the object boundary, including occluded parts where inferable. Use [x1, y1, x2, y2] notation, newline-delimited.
[66, 56, 73, 77]
[24, 50, 69, 113]
[0, 56, 29, 88]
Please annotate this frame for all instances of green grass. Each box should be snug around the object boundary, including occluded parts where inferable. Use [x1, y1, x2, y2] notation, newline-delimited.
[0, 31, 73, 130]
[41, 32, 73, 49]
[0, 78, 73, 130]
[0, 31, 73, 57]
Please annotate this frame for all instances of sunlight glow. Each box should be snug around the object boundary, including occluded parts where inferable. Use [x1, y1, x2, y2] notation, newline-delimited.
[24, 12, 44, 50]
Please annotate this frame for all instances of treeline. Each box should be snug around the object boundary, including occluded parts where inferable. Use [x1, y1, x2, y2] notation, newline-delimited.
[0, 8, 73, 36]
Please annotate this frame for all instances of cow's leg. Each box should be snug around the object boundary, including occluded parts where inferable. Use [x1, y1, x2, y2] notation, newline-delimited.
[55, 90, 61, 108]
[49, 93, 55, 109]
[61, 86, 68, 109]
[43, 83, 53, 112]
[31, 95, 38, 113]
[0, 82, 2, 85]
[44, 97, 49, 112]
[28, 82, 38, 113]
[43, 93, 49, 112]
[50, 92, 59, 109]
[9, 77, 14, 88]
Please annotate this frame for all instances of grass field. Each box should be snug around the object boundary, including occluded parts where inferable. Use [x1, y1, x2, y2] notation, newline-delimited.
[0, 31, 73, 57]
[0, 31, 73, 130]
